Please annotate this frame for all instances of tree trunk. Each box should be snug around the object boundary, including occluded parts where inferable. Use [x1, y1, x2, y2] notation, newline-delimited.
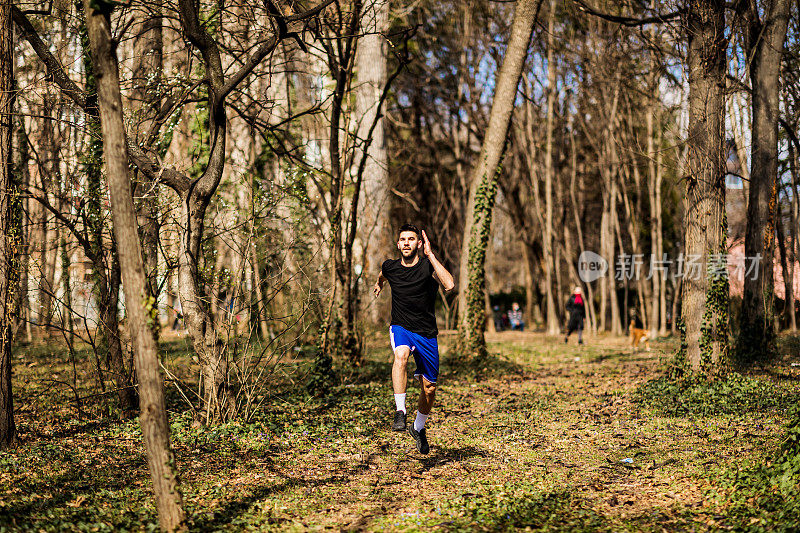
[729, 87, 751, 213]
[681, 0, 729, 374]
[100, 249, 138, 414]
[596, 79, 621, 333]
[356, 0, 390, 324]
[777, 206, 791, 329]
[37, 99, 58, 329]
[80, 20, 138, 414]
[608, 178, 622, 334]
[569, 135, 596, 333]
[179, 202, 230, 422]
[656, 135, 667, 335]
[14, 117, 31, 343]
[647, 106, 660, 337]
[131, 0, 163, 304]
[521, 240, 541, 328]
[598, 191, 610, 332]
[542, 0, 559, 336]
[458, 0, 539, 356]
[0, 0, 16, 449]
[738, 0, 791, 363]
[82, 1, 186, 529]
[620, 163, 651, 329]
[671, 273, 681, 334]
[324, 8, 362, 365]
[59, 234, 74, 344]
[789, 138, 798, 331]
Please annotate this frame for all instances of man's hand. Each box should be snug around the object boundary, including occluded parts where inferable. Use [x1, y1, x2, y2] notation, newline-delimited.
[373, 280, 383, 298]
[421, 230, 433, 257]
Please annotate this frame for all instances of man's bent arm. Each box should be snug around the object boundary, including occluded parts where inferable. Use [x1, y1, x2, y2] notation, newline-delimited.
[374, 271, 387, 297]
[429, 254, 455, 292]
[421, 230, 455, 292]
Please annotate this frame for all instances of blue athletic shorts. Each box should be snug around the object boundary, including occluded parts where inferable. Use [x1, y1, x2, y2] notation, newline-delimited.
[389, 325, 439, 383]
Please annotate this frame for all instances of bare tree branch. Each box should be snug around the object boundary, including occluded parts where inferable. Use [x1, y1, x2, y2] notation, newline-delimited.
[571, 0, 683, 27]
[220, 0, 336, 103]
[23, 189, 92, 252]
[220, 35, 281, 100]
[127, 144, 190, 194]
[12, 6, 87, 109]
[285, 0, 337, 23]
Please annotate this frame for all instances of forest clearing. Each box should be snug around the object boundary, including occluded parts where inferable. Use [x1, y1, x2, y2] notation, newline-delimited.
[2, 332, 799, 531]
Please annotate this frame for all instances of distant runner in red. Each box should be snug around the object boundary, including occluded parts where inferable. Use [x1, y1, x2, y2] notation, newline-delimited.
[373, 224, 455, 454]
[564, 286, 586, 345]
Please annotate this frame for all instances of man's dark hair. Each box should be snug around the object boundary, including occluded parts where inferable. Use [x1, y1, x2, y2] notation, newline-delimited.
[398, 223, 421, 239]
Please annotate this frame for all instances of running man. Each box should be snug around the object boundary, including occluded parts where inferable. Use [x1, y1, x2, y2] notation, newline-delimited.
[373, 224, 455, 454]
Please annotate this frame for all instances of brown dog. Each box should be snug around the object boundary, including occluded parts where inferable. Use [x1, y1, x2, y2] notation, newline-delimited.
[629, 320, 651, 352]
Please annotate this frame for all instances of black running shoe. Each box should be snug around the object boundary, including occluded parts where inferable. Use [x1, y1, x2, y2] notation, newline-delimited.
[408, 424, 430, 454]
[392, 410, 407, 432]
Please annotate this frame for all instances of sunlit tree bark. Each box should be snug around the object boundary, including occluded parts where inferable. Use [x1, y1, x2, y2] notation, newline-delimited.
[458, 0, 540, 356]
[82, 0, 186, 529]
[681, 0, 729, 373]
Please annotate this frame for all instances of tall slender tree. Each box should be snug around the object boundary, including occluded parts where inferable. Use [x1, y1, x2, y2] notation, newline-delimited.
[82, 0, 186, 528]
[542, 0, 560, 336]
[356, 0, 390, 324]
[737, 0, 791, 364]
[0, 0, 17, 449]
[130, 0, 163, 301]
[458, 0, 540, 357]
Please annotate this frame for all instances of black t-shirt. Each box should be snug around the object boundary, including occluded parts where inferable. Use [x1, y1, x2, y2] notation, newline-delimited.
[382, 256, 439, 337]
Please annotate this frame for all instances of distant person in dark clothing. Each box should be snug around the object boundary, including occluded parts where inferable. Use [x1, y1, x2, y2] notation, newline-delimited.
[492, 305, 504, 332]
[564, 287, 585, 344]
[508, 302, 524, 331]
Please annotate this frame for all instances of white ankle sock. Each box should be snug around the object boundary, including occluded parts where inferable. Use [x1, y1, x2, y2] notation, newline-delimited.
[414, 412, 428, 431]
[394, 393, 406, 413]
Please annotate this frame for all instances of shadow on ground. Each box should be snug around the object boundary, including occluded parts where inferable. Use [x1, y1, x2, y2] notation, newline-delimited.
[416, 444, 488, 473]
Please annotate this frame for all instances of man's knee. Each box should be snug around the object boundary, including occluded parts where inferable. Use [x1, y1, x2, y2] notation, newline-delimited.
[422, 379, 437, 397]
[393, 347, 410, 364]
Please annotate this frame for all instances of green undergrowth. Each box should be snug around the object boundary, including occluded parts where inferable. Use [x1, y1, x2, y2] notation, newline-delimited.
[633, 372, 798, 417]
[633, 362, 800, 530]
[711, 408, 800, 531]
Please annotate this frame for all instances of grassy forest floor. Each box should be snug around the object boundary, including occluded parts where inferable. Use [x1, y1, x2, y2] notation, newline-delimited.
[2, 331, 800, 531]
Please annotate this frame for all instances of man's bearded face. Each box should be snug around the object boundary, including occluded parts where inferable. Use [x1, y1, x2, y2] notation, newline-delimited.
[397, 231, 420, 259]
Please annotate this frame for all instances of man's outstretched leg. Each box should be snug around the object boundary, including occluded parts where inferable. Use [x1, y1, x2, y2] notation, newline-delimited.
[408, 375, 436, 454]
[391, 346, 410, 431]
